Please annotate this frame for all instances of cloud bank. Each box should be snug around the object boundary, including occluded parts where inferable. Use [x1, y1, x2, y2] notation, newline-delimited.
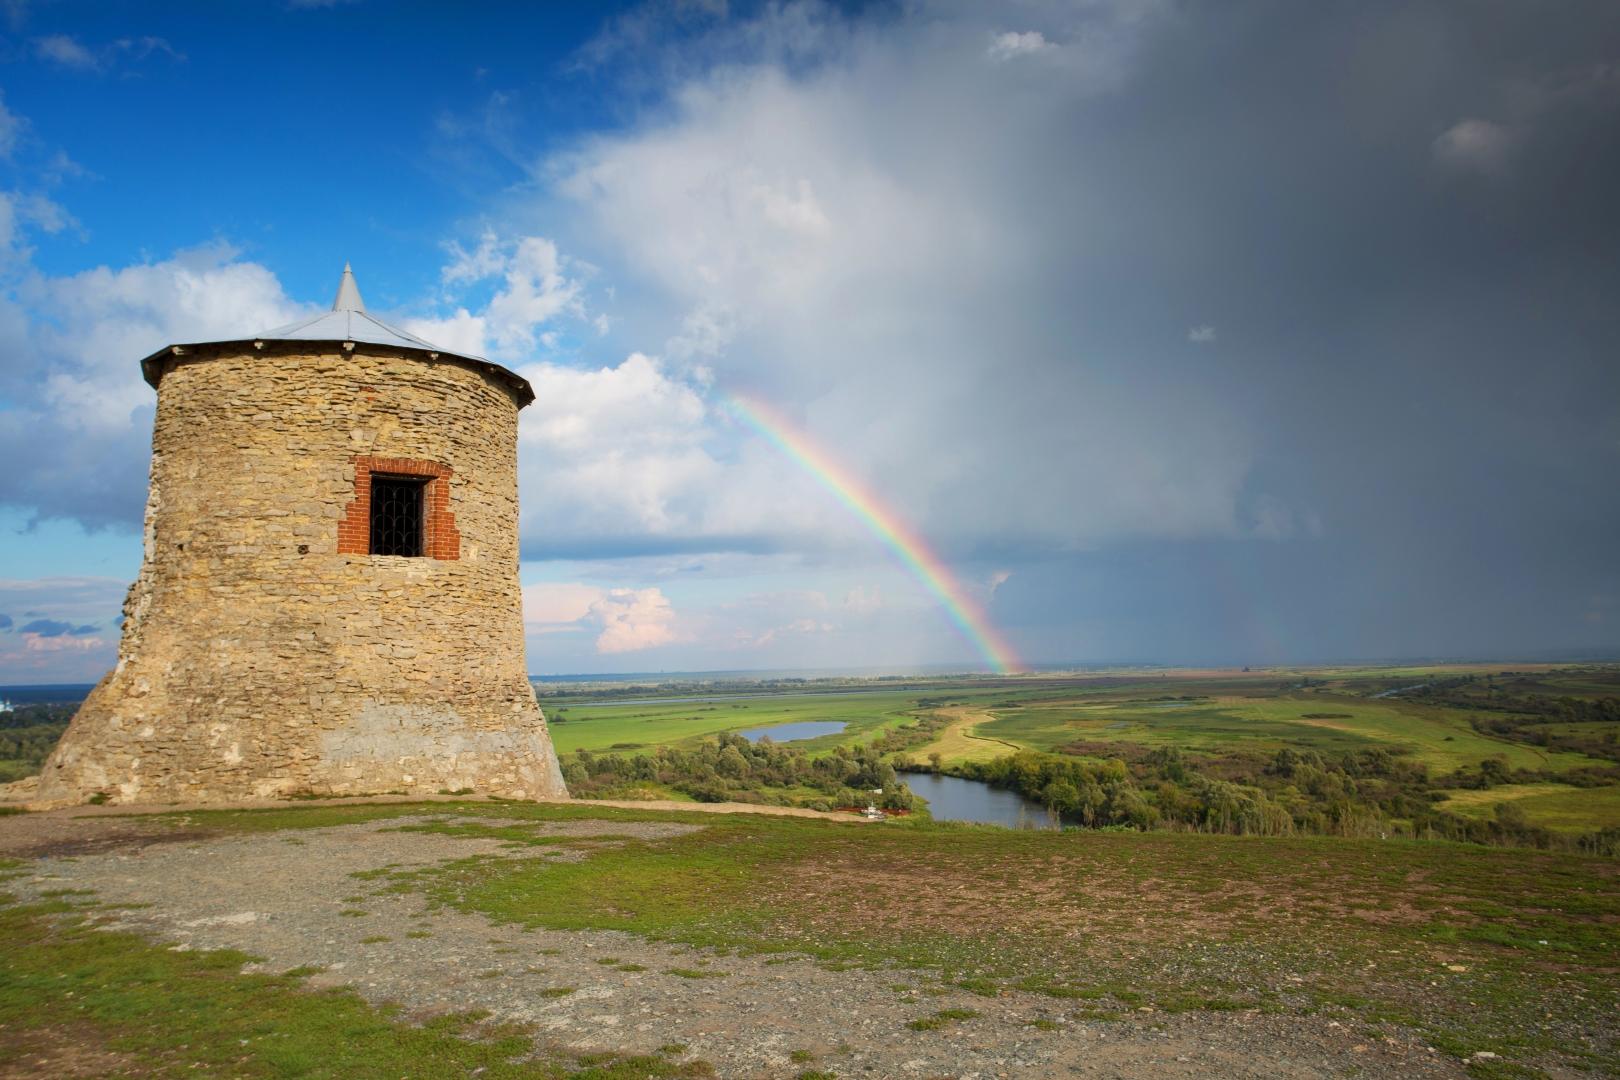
[2, 1, 1618, 675]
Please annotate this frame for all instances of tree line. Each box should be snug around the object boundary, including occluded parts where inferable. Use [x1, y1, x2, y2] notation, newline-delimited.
[563, 732, 920, 812]
[897, 743, 1619, 855]
[0, 704, 75, 784]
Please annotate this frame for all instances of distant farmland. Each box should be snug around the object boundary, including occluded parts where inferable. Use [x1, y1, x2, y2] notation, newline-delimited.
[544, 663, 1620, 844]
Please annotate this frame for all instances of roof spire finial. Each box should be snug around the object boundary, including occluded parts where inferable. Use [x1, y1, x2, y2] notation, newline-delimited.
[332, 262, 365, 312]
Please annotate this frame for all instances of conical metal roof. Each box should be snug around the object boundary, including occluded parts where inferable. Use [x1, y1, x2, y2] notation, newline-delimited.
[256, 262, 460, 355]
[334, 261, 364, 310]
[139, 264, 534, 407]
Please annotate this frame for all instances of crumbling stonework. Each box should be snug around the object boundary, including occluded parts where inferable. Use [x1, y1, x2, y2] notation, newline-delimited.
[34, 341, 566, 805]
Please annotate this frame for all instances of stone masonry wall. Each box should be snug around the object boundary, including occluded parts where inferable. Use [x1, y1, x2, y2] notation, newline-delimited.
[34, 344, 567, 805]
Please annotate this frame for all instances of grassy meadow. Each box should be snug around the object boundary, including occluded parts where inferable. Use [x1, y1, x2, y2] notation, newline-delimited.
[543, 689, 930, 757]
[968, 693, 1590, 773]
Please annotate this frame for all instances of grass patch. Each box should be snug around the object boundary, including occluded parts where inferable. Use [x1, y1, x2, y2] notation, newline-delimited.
[907, 1008, 980, 1031]
[1442, 784, 1620, 832]
[0, 899, 713, 1078]
[286, 799, 1618, 1076]
[955, 977, 1001, 997]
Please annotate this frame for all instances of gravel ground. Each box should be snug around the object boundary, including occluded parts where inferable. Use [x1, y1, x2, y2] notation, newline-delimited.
[2, 811, 1469, 1079]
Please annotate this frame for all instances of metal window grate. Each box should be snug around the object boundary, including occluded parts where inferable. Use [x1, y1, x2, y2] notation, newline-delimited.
[369, 476, 426, 557]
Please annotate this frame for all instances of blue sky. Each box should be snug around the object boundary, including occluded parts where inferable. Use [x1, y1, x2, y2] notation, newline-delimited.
[1, 1, 1617, 682]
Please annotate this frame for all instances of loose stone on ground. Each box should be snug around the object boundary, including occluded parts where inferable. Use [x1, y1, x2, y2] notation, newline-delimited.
[0, 811, 1467, 1078]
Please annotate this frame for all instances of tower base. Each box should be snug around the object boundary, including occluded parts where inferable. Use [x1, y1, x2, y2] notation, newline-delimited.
[33, 667, 568, 806]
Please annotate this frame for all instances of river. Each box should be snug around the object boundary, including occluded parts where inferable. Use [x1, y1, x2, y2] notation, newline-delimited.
[905, 772, 1059, 830]
[738, 720, 848, 743]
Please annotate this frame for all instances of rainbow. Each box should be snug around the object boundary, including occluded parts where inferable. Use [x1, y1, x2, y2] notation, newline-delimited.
[723, 393, 1023, 674]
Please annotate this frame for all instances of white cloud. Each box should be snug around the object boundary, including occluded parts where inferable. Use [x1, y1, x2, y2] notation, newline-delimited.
[0, 244, 307, 527]
[1432, 66, 1620, 179]
[34, 34, 99, 70]
[515, 346, 887, 558]
[487, 237, 583, 351]
[522, 352, 703, 455]
[542, 14, 1260, 554]
[32, 33, 183, 71]
[421, 230, 584, 359]
[522, 581, 601, 626]
[32, 247, 306, 434]
[400, 307, 487, 358]
[1246, 494, 1323, 542]
[843, 585, 882, 614]
[738, 617, 831, 649]
[590, 587, 678, 652]
[0, 94, 21, 159]
[666, 302, 734, 360]
[523, 580, 679, 654]
[988, 31, 1051, 62]
[517, 352, 791, 550]
[1433, 118, 1517, 174]
[442, 229, 510, 285]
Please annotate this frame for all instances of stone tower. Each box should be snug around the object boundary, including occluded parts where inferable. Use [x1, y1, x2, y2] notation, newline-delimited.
[35, 266, 567, 805]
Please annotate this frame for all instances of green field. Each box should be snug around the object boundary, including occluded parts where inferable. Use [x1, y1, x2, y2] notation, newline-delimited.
[973, 694, 1593, 772]
[544, 689, 937, 756]
[540, 664, 1620, 840]
[1442, 784, 1620, 832]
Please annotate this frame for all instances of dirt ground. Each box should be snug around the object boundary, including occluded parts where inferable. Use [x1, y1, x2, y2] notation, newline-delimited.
[0, 806, 1469, 1079]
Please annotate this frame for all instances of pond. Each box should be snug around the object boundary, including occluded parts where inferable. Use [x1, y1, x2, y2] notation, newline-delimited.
[738, 720, 848, 743]
[905, 772, 1059, 830]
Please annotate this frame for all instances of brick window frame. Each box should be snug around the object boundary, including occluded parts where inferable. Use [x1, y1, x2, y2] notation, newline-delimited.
[337, 456, 460, 560]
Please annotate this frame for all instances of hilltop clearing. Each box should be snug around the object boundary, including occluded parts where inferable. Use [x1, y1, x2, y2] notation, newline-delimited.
[1, 799, 1614, 1078]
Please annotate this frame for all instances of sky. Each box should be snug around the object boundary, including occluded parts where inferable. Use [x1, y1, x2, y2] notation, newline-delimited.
[0, 0, 1617, 682]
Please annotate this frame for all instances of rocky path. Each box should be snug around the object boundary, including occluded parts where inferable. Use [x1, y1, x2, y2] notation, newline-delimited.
[2, 810, 1465, 1079]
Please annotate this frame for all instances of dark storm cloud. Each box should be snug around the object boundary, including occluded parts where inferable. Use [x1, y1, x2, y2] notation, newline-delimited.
[956, 1, 1620, 660]
[549, 0, 1620, 660]
[19, 618, 71, 637]
[0, 613, 11, 630]
[1022, 0, 1620, 658]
